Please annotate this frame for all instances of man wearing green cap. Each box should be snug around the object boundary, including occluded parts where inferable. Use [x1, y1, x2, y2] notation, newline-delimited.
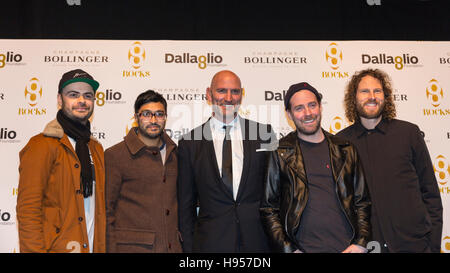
[17, 69, 106, 253]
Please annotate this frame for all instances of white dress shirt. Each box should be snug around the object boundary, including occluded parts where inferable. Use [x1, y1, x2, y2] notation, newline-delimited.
[209, 115, 244, 200]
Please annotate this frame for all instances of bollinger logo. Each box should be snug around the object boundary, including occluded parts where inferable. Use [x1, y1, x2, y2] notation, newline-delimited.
[325, 43, 343, 70]
[328, 116, 348, 134]
[128, 42, 146, 69]
[426, 79, 444, 107]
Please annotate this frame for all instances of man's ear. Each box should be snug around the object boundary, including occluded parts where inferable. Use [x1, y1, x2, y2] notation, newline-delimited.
[206, 87, 212, 104]
[287, 109, 293, 121]
[57, 93, 62, 108]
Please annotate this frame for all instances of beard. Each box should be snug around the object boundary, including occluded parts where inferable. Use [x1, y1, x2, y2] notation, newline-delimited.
[356, 98, 385, 119]
[138, 122, 164, 139]
[293, 113, 322, 136]
[61, 100, 93, 124]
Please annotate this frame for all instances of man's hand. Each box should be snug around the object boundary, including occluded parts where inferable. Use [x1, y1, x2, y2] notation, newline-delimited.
[342, 244, 368, 253]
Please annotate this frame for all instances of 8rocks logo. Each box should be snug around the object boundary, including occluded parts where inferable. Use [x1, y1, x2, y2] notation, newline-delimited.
[325, 43, 342, 70]
[123, 42, 150, 78]
[322, 43, 349, 79]
[426, 79, 444, 107]
[18, 77, 47, 116]
[434, 155, 449, 194]
[328, 116, 348, 134]
[442, 236, 450, 253]
[128, 41, 146, 69]
[125, 116, 139, 135]
[423, 79, 449, 116]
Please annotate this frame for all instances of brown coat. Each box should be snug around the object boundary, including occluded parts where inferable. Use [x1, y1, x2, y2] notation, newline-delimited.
[16, 119, 106, 253]
[105, 128, 182, 253]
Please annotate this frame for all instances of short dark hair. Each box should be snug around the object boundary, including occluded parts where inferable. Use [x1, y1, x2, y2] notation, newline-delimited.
[134, 90, 167, 113]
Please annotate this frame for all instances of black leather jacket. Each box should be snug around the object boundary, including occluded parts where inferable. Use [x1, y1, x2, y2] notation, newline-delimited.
[260, 130, 371, 252]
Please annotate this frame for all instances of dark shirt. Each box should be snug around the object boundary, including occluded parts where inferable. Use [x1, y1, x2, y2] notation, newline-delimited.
[337, 119, 443, 253]
[295, 137, 353, 253]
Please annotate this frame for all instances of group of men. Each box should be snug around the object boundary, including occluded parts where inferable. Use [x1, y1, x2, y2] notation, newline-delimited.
[16, 68, 443, 253]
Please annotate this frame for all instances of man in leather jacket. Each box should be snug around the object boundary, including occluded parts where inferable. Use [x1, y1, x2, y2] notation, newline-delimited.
[260, 82, 371, 253]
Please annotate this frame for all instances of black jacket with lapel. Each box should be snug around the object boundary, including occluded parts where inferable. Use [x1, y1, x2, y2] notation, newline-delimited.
[177, 117, 275, 253]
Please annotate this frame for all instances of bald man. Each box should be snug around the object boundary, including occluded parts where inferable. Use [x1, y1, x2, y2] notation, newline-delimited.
[177, 70, 276, 253]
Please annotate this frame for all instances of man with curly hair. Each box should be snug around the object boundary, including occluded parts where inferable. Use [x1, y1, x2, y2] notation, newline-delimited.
[337, 68, 443, 253]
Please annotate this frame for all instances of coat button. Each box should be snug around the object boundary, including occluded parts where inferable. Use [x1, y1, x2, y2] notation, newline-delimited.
[78, 217, 83, 222]
[74, 164, 79, 168]
[55, 228, 60, 234]
[152, 151, 158, 155]
[166, 209, 170, 216]
[83, 243, 88, 248]
[76, 190, 82, 195]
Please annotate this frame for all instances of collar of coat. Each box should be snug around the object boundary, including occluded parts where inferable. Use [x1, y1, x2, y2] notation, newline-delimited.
[42, 118, 99, 143]
[125, 127, 177, 157]
[276, 129, 352, 182]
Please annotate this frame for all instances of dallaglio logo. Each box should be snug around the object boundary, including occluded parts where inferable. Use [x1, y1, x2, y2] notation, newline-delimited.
[0, 209, 14, 225]
[165, 128, 190, 141]
[95, 89, 126, 107]
[0, 128, 20, 143]
[0, 51, 25, 69]
[361, 53, 421, 70]
[123, 42, 150, 78]
[264, 90, 287, 102]
[164, 52, 225, 69]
